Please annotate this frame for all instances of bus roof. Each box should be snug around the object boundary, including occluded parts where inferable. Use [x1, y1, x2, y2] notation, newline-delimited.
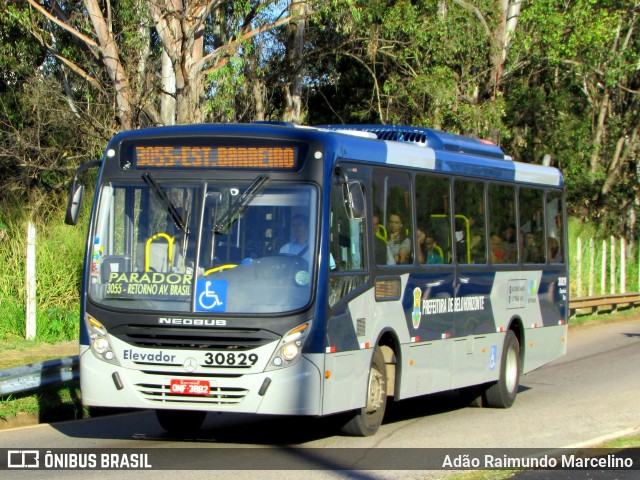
[317, 124, 508, 160]
[104, 123, 562, 187]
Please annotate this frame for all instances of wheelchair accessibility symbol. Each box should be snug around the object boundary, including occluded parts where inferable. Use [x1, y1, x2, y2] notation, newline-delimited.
[196, 279, 227, 312]
[489, 345, 497, 370]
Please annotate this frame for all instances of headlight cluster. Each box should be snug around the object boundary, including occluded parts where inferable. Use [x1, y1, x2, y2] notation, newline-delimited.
[87, 315, 119, 365]
[266, 322, 310, 371]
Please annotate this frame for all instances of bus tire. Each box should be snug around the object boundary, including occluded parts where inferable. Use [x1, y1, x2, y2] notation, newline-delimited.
[485, 330, 521, 408]
[341, 346, 387, 436]
[156, 409, 207, 435]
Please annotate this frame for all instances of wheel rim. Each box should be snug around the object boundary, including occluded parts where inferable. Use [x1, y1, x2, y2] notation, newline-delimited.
[504, 346, 518, 393]
[364, 365, 385, 414]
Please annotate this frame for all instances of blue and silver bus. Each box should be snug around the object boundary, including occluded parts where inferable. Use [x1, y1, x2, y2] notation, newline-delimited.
[66, 123, 568, 436]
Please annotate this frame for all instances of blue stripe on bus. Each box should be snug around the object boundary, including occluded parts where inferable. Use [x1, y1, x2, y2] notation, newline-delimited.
[322, 269, 568, 354]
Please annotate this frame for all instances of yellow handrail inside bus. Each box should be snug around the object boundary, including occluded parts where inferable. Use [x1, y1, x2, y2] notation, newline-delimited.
[204, 264, 238, 275]
[145, 232, 174, 272]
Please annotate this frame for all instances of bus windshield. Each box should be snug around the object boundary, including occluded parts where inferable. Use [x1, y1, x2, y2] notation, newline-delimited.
[88, 179, 317, 314]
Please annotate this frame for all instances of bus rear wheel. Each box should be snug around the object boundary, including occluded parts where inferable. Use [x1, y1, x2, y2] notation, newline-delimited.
[485, 330, 521, 408]
[156, 409, 207, 435]
[341, 346, 387, 436]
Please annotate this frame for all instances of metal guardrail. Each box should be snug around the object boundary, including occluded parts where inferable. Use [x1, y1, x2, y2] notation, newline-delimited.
[0, 293, 638, 398]
[0, 355, 79, 396]
[569, 292, 640, 316]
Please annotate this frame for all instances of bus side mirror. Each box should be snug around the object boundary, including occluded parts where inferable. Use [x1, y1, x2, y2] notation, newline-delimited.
[65, 183, 85, 225]
[64, 159, 102, 226]
[343, 182, 365, 220]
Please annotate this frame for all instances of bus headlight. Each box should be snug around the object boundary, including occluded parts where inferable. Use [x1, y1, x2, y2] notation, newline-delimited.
[266, 322, 310, 371]
[281, 342, 300, 361]
[93, 337, 110, 354]
[86, 315, 120, 365]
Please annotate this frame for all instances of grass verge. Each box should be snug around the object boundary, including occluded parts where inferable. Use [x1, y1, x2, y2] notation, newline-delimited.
[570, 303, 640, 327]
[0, 381, 84, 425]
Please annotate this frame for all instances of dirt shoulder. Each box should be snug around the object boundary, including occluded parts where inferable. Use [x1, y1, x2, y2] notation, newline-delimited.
[0, 340, 79, 370]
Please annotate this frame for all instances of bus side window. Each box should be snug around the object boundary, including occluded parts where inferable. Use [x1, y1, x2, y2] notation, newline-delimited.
[329, 184, 367, 272]
[415, 173, 452, 265]
[488, 184, 517, 264]
[519, 187, 545, 264]
[454, 180, 486, 264]
[329, 183, 368, 306]
[372, 169, 413, 265]
[546, 191, 564, 263]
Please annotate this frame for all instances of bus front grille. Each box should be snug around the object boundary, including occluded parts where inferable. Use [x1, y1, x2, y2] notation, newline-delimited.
[136, 382, 248, 405]
[110, 325, 279, 350]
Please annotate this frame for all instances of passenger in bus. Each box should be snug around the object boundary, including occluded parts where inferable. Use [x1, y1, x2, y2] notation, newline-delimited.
[523, 231, 544, 263]
[501, 224, 518, 263]
[417, 228, 443, 264]
[279, 214, 310, 261]
[522, 232, 533, 263]
[490, 234, 505, 264]
[387, 213, 411, 264]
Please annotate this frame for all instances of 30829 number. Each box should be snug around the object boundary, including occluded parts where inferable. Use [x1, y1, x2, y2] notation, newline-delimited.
[204, 352, 258, 367]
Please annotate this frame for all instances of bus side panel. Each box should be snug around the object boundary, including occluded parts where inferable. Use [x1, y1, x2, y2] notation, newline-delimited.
[323, 275, 420, 413]
[449, 269, 567, 381]
[490, 271, 543, 332]
[322, 351, 371, 414]
[398, 341, 453, 398]
[451, 269, 499, 388]
[522, 325, 568, 373]
[397, 270, 456, 399]
[450, 334, 503, 390]
[446, 268, 567, 390]
[322, 289, 375, 415]
[522, 268, 568, 373]
[539, 269, 569, 327]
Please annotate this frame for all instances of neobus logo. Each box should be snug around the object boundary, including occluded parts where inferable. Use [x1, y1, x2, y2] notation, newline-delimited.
[158, 317, 227, 326]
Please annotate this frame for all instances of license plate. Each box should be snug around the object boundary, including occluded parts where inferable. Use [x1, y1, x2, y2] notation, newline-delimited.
[169, 379, 210, 396]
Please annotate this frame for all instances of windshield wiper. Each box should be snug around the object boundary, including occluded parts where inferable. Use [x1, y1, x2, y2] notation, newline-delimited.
[142, 173, 187, 234]
[214, 174, 270, 233]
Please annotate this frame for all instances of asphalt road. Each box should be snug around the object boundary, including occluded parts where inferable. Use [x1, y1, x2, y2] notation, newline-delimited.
[0, 317, 639, 478]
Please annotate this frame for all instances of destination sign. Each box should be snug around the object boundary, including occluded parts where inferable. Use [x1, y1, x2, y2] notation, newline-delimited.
[105, 271, 192, 300]
[134, 146, 296, 169]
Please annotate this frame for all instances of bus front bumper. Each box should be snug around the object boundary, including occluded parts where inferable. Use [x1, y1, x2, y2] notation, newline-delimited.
[79, 345, 324, 416]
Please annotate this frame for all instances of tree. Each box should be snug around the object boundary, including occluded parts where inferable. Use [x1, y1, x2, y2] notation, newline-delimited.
[22, 0, 310, 129]
[1, 3, 106, 204]
[505, 0, 640, 234]
[283, 0, 307, 123]
[305, 0, 523, 140]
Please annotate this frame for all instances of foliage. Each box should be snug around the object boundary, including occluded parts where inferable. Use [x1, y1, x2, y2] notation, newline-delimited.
[0, 1, 640, 346]
[0, 0, 636, 234]
[0, 191, 88, 342]
[307, 0, 513, 141]
[505, 0, 640, 232]
[0, 76, 110, 205]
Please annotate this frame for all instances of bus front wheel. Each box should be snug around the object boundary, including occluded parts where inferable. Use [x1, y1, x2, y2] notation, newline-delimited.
[341, 346, 387, 436]
[485, 330, 521, 408]
[156, 409, 207, 435]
